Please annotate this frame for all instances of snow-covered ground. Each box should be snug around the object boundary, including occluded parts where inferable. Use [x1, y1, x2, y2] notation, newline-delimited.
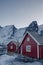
[0, 54, 17, 65]
[0, 54, 43, 65]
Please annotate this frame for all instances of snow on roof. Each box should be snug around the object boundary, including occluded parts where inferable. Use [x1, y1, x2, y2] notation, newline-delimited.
[3, 38, 18, 45]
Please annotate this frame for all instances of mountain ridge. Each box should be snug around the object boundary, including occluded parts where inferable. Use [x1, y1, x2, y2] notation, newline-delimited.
[0, 22, 43, 45]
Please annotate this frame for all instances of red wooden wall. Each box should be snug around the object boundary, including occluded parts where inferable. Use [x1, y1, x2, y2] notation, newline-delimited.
[7, 41, 16, 52]
[18, 33, 37, 58]
[39, 45, 43, 59]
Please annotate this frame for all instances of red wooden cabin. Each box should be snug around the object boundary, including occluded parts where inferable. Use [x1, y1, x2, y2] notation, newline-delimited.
[7, 41, 16, 54]
[18, 31, 43, 59]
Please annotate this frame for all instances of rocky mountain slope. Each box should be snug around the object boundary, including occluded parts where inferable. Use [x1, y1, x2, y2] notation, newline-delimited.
[0, 21, 43, 45]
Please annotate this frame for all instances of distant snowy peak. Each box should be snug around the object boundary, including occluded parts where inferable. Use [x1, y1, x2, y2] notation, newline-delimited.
[4, 25, 17, 31]
[0, 25, 17, 44]
[24, 21, 38, 34]
[3, 25, 17, 38]
[38, 24, 43, 34]
[39, 24, 43, 31]
[0, 25, 17, 30]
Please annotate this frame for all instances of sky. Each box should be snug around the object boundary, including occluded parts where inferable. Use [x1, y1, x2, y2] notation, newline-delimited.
[0, 0, 43, 28]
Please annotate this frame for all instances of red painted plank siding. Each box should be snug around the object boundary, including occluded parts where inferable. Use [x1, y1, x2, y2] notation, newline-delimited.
[18, 33, 37, 58]
[7, 42, 16, 52]
[39, 45, 43, 59]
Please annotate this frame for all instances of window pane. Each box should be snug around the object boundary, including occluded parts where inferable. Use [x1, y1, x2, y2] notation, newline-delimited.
[26, 45, 31, 52]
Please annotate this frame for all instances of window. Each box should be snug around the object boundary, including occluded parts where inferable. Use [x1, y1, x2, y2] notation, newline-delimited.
[10, 46, 13, 49]
[26, 45, 31, 52]
[27, 37, 30, 42]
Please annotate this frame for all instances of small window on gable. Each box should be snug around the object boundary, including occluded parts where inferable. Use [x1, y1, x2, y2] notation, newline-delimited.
[27, 37, 30, 42]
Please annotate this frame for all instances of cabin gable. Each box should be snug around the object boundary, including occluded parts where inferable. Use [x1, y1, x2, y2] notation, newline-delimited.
[7, 41, 16, 53]
[18, 33, 38, 58]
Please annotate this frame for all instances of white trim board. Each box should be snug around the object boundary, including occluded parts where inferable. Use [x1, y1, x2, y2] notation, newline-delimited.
[37, 45, 39, 59]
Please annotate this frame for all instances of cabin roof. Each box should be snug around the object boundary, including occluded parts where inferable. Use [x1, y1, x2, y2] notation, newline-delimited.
[4, 38, 18, 45]
[18, 31, 43, 47]
[29, 31, 43, 45]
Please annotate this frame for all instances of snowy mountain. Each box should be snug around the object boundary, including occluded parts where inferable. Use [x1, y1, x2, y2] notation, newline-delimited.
[0, 25, 26, 45]
[4, 27, 26, 45]
[2, 25, 17, 38]
[0, 22, 43, 45]
[38, 24, 43, 34]
[24, 21, 43, 35]
[25, 21, 38, 33]
[0, 25, 17, 44]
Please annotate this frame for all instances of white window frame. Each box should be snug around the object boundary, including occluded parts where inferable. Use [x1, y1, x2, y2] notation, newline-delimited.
[26, 45, 31, 52]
